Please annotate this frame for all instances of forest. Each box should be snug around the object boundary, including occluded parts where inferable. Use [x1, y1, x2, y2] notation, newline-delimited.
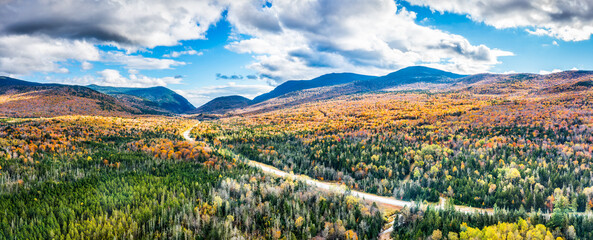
[194, 92, 593, 212]
[0, 116, 383, 239]
[1, 83, 593, 239]
[190, 89, 593, 239]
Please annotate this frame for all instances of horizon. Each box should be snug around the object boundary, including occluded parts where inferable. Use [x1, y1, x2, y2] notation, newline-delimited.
[1, 65, 587, 105]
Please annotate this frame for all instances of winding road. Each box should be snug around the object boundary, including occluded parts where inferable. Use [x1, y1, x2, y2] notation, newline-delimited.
[183, 125, 419, 208]
[181, 124, 489, 236]
[181, 124, 592, 236]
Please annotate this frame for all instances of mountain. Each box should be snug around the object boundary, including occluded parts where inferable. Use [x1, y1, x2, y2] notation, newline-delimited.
[86, 85, 195, 114]
[459, 70, 593, 95]
[0, 77, 140, 117]
[252, 73, 375, 103]
[194, 66, 468, 115]
[0, 76, 43, 86]
[354, 66, 466, 90]
[190, 95, 252, 114]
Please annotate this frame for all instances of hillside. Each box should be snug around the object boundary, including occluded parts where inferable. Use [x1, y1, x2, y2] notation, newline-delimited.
[189, 95, 252, 114]
[196, 66, 466, 115]
[0, 79, 140, 117]
[86, 85, 195, 114]
[0, 76, 43, 86]
[353, 66, 466, 90]
[252, 73, 375, 103]
[226, 69, 593, 117]
[451, 70, 593, 96]
[210, 66, 466, 115]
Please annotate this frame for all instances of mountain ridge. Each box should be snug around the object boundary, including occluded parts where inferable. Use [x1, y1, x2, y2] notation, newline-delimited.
[86, 84, 195, 114]
[0, 79, 140, 117]
[190, 95, 252, 114]
[195, 67, 593, 116]
[252, 72, 375, 103]
[197, 66, 467, 115]
[0, 77, 196, 116]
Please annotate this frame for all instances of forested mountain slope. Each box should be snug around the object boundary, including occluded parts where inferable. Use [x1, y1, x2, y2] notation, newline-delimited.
[86, 85, 195, 114]
[0, 78, 140, 117]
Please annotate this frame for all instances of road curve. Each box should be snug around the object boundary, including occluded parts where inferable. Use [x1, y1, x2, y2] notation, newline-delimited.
[181, 125, 495, 211]
[181, 125, 592, 236]
[182, 125, 418, 208]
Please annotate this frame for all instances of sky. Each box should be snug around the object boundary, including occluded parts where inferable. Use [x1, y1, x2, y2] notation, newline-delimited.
[1, 0, 593, 106]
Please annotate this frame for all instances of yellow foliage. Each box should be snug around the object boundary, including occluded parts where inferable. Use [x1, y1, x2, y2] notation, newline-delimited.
[459, 219, 562, 240]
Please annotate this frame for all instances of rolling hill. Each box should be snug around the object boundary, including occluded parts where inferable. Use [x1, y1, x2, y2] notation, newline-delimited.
[196, 67, 593, 116]
[0, 77, 199, 117]
[190, 95, 252, 114]
[195, 66, 466, 115]
[0, 77, 140, 117]
[86, 85, 195, 114]
[252, 73, 375, 104]
[0, 76, 43, 87]
[353, 66, 466, 90]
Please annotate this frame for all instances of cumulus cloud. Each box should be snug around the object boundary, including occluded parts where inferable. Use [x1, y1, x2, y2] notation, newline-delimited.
[96, 69, 182, 87]
[81, 61, 93, 70]
[0, 0, 225, 75]
[407, 0, 593, 41]
[54, 69, 182, 87]
[0, 35, 99, 75]
[224, 0, 512, 82]
[103, 51, 185, 70]
[176, 82, 274, 106]
[0, 0, 514, 90]
[0, 0, 225, 49]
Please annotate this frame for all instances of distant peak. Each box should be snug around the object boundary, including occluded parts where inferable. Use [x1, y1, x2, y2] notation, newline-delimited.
[386, 66, 466, 79]
[151, 86, 168, 89]
[397, 66, 450, 73]
[215, 95, 252, 100]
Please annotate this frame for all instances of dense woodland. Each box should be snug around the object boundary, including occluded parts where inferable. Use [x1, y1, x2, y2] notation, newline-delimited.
[0, 116, 382, 239]
[389, 199, 593, 239]
[2, 75, 593, 239]
[196, 91, 593, 212]
[190, 86, 593, 239]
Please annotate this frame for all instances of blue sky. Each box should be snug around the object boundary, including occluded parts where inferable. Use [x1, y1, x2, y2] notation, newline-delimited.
[1, 0, 593, 106]
[398, 1, 593, 74]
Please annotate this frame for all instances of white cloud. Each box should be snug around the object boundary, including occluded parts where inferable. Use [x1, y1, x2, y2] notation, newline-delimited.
[176, 82, 274, 106]
[0, 0, 225, 49]
[163, 49, 203, 58]
[54, 69, 182, 88]
[0, 0, 515, 90]
[0, 35, 99, 75]
[96, 69, 182, 87]
[225, 0, 512, 82]
[103, 51, 185, 70]
[407, 0, 593, 41]
[81, 61, 93, 70]
[0, 0, 225, 75]
[539, 69, 563, 75]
